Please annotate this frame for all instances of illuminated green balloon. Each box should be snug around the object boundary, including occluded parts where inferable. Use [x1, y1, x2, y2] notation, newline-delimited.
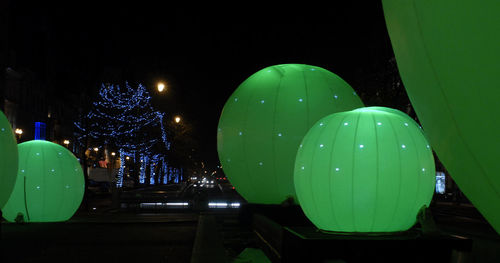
[294, 107, 435, 232]
[217, 64, 364, 204]
[0, 111, 18, 208]
[2, 140, 85, 222]
[383, 1, 500, 233]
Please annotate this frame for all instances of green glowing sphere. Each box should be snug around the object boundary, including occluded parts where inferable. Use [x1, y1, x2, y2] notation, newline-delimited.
[217, 64, 364, 204]
[0, 111, 18, 209]
[2, 140, 85, 222]
[383, 1, 500, 233]
[294, 107, 435, 232]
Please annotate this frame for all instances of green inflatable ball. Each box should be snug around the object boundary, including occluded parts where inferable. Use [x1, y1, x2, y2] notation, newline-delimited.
[2, 140, 85, 222]
[217, 64, 364, 204]
[294, 107, 435, 232]
[383, 1, 500, 233]
[0, 111, 18, 209]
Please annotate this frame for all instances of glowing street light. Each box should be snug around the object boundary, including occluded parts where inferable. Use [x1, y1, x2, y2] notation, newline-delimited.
[63, 140, 70, 145]
[93, 147, 99, 152]
[174, 116, 181, 123]
[111, 152, 116, 156]
[157, 82, 166, 92]
[14, 128, 23, 141]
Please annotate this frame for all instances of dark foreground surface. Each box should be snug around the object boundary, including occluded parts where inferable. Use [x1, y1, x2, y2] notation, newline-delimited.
[1, 184, 500, 263]
[1, 213, 198, 263]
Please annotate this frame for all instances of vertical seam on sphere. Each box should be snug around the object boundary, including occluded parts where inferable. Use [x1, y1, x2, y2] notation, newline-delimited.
[272, 74, 284, 202]
[407, 120, 424, 227]
[23, 143, 32, 221]
[327, 114, 350, 230]
[301, 67, 311, 128]
[386, 114, 403, 231]
[370, 112, 380, 232]
[310, 114, 331, 229]
[351, 112, 362, 231]
[56, 146, 66, 220]
[41, 142, 47, 221]
[242, 70, 264, 202]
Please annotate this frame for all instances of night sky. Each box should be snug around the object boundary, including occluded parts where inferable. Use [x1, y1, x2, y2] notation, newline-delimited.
[8, 2, 401, 168]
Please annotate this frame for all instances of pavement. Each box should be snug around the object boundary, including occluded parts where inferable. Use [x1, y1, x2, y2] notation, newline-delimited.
[2, 184, 500, 263]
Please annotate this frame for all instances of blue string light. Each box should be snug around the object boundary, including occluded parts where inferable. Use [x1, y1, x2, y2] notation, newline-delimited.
[75, 82, 173, 187]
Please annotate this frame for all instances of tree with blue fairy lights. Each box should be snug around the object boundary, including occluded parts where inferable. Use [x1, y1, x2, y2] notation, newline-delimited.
[75, 82, 171, 187]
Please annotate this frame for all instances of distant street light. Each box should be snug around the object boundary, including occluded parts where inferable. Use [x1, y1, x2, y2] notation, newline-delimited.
[63, 140, 70, 147]
[111, 152, 116, 156]
[93, 147, 99, 152]
[174, 116, 181, 123]
[14, 128, 23, 141]
[157, 82, 166, 92]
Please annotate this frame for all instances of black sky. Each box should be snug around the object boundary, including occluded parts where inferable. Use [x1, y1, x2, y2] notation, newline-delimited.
[8, 2, 397, 167]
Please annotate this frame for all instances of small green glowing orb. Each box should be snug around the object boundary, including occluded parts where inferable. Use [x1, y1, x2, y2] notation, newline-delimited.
[383, 0, 500, 233]
[0, 111, 18, 208]
[294, 107, 435, 232]
[217, 64, 364, 204]
[2, 140, 85, 222]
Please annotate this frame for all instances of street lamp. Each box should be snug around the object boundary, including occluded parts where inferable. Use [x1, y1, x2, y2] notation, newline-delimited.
[174, 116, 181, 124]
[111, 152, 116, 156]
[157, 82, 166, 92]
[93, 147, 99, 152]
[14, 128, 23, 141]
[63, 140, 70, 146]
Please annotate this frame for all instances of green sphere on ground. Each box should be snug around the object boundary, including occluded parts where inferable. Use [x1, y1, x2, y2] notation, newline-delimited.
[383, 0, 500, 233]
[2, 140, 85, 222]
[217, 64, 364, 204]
[294, 107, 435, 232]
[0, 111, 18, 209]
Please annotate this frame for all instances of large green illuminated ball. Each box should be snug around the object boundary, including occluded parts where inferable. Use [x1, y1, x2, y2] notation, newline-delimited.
[2, 140, 85, 222]
[294, 107, 435, 232]
[0, 111, 18, 208]
[383, 1, 500, 233]
[217, 64, 364, 204]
